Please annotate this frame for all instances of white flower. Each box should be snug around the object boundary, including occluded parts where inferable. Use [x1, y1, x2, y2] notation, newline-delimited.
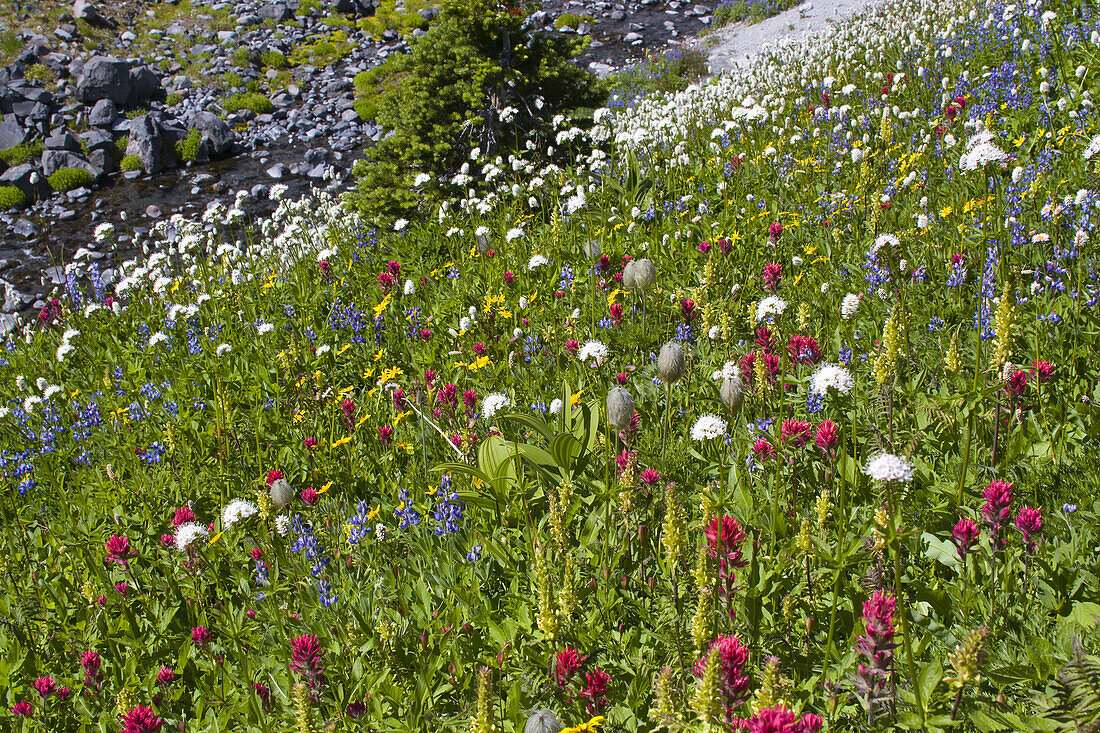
[811, 364, 854, 395]
[506, 227, 524, 242]
[691, 413, 727, 441]
[841, 293, 860, 320]
[959, 130, 1010, 170]
[459, 317, 472, 331]
[257, 322, 274, 335]
[315, 344, 331, 355]
[708, 325, 721, 340]
[56, 343, 74, 362]
[1085, 134, 1100, 160]
[394, 218, 409, 232]
[713, 361, 741, 382]
[755, 296, 787, 322]
[222, 499, 258, 529]
[863, 453, 915, 482]
[413, 173, 431, 187]
[275, 515, 291, 537]
[269, 184, 289, 200]
[577, 339, 609, 366]
[549, 398, 564, 414]
[93, 222, 115, 242]
[216, 343, 232, 356]
[174, 522, 209, 551]
[482, 392, 510, 419]
[43, 385, 61, 400]
[528, 254, 549, 270]
[404, 279, 416, 296]
[871, 233, 898, 256]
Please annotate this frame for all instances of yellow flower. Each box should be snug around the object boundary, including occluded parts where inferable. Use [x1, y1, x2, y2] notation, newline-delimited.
[374, 349, 385, 362]
[373, 293, 392, 317]
[570, 390, 583, 407]
[561, 716, 605, 733]
[318, 481, 333, 494]
[393, 410, 412, 426]
[367, 505, 379, 520]
[468, 355, 491, 371]
[940, 206, 953, 218]
[337, 344, 351, 356]
[330, 436, 352, 448]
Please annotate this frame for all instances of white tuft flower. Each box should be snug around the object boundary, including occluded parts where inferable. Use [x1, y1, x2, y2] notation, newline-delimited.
[863, 453, 915, 482]
[174, 522, 209, 551]
[222, 499, 258, 529]
[216, 343, 232, 357]
[413, 173, 431, 187]
[506, 228, 524, 243]
[404, 279, 416, 296]
[549, 398, 564, 414]
[811, 364, 854, 395]
[577, 339, 609, 366]
[481, 392, 510, 419]
[274, 515, 291, 537]
[841, 294, 860, 320]
[1084, 134, 1100, 160]
[690, 414, 728, 441]
[708, 325, 721, 340]
[394, 218, 409, 232]
[257, 322, 274, 335]
[755, 296, 788, 322]
[528, 254, 549, 270]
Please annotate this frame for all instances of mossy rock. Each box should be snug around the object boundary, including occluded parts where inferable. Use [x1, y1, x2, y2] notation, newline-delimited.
[0, 185, 27, 210]
[47, 167, 95, 192]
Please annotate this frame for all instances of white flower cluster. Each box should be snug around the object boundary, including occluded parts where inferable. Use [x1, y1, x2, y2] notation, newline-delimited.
[691, 414, 728, 442]
[756, 296, 788, 322]
[810, 364, 854, 395]
[578, 339, 610, 366]
[481, 392, 510, 419]
[863, 453, 915, 483]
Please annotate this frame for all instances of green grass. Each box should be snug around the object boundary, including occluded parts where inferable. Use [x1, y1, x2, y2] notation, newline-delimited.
[166, 92, 184, 107]
[222, 92, 274, 115]
[353, 56, 410, 122]
[287, 30, 353, 67]
[554, 13, 594, 29]
[46, 167, 94, 192]
[120, 154, 143, 172]
[0, 185, 27, 210]
[0, 141, 44, 167]
[261, 49, 288, 70]
[174, 128, 202, 163]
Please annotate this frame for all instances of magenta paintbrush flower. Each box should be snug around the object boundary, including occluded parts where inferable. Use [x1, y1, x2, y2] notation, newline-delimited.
[952, 518, 980, 561]
[1015, 506, 1042, 554]
[981, 480, 1014, 550]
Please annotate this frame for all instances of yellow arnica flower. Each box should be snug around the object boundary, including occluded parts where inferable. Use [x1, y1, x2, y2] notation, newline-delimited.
[562, 716, 605, 733]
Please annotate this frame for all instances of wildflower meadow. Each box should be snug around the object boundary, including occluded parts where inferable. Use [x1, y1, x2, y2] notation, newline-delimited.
[3, 0, 1100, 730]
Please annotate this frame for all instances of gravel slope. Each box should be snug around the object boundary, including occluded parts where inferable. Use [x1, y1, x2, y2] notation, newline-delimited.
[695, 0, 885, 75]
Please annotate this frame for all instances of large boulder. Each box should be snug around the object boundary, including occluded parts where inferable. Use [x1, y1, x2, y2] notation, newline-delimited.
[77, 56, 131, 106]
[79, 128, 115, 154]
[45, 128, 80, 152]
[41, 149, 98, 177]
[0, 117, 27, 149]
[127, 65, 163, 106]
[125, 113, 175, 175]
[0, 164, 45, 200]
[73, 0, 115, 28]
[333, 0, 374, 15]
[257, 3, 294, 21]
[88, 98, 118, 126]
[189, 111, 235, 162]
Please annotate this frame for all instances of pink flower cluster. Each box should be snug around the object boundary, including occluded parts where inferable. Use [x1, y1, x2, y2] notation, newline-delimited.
[693, 634, 751, 718]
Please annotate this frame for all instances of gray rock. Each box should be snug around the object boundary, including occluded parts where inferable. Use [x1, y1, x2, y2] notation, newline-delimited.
[188, 111, 235, 162]
[257, 3, 294, 21]
[77, 56, 132, 106]
[12, 219, 37, 238]
[0, 117, 28, 149]
[125, 113, 175, 175]
[120, 31, 137, 42]
[265, 163, 287, 179]
[41, 149, 95, 177]
[86, 148, 117, 173]
[80, 128, 115, 153]
[623, 31, 643, 43]
[145, 204, 162, 218]
[73, 0, 115, 28]
[88, 98, 118, 126]
[45, 128, 80, 151]
[127, 65, 163, 106]
[333, 0, 372, 14]
[0, 164, 42, 200]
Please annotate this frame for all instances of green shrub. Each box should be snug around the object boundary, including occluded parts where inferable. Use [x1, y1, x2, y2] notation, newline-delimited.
[358, 0, 434, 40]
[223, 92, 274, 114]
[244, 78, 263, 94]
[351, 0, 604, 217]
[222, 71, 243, 89]
[553, 13, 593, 29]
[126, 107, 149, 120]
[0, 141, 44, 166]
[0, 186, 27, 210]
[352, 56, 410, 122]
[166, 91, 184, 106]
[232, 47, 254, 67]
[174, 128, 202, 163]
[288, 30, 352, 66]
[47, 167, 94, 192]
[116, 136, 129, 154]
[120, 154, 143, 172]
[24, 63, 54, 83]
[298, 0, 321, 13]
[260, 49, 288, 69]
[320, 14, 353, 29]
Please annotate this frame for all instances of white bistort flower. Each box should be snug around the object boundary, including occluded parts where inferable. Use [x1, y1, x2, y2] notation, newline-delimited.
[222, 499, 258, 529]
[811, 364, 854, 395]
[216, 344, 232, 356]
[175, 522, 209, 551]
[577, 339, 609, 366]
[863, 453, 915, 483]
[549, 398, 564, 414]
[691, 414, 728, 442]
[528, 254, 549, 270]
[755, 296, 788, 322]
[274, 515, 291, 537]
[841, 293, 860, 320]
[481, 392, 510, 419]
